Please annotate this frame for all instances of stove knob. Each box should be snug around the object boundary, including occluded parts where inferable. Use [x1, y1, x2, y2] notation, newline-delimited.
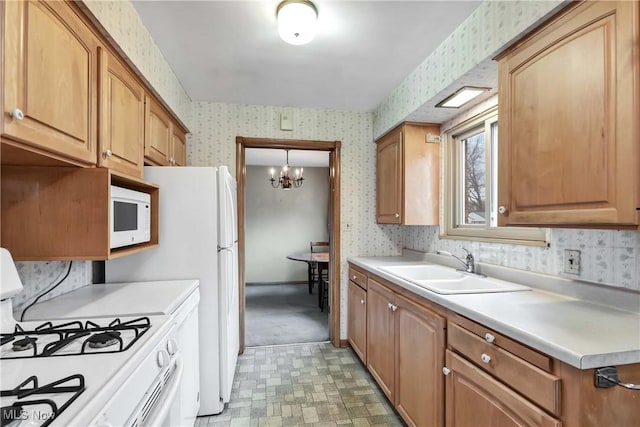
[166, 338, 178, 355]
[157, 349, 169, 368]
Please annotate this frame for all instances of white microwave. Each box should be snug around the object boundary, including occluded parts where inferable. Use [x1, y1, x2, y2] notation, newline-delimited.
[110, 185, 151, 249]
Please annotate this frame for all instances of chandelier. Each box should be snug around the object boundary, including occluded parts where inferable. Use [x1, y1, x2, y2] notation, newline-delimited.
[269, 149, 304, 190]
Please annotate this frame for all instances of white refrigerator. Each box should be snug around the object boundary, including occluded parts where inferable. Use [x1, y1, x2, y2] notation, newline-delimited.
[106, 166, 239, 416]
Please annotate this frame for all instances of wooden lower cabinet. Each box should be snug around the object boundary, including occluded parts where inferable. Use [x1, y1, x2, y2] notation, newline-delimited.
[366, 278, 396, 400]
[445, 350, 561, 427]
[395, 294, 445, 427]
[347, 280, 367, 363]
[366, 277, 445, 427]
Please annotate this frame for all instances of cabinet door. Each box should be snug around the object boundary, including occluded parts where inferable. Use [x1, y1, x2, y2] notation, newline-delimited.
[99, 49, 145, 178]
[498, 1, 638, 227]
[376, 129, 403, 224]
[366, 278, 396, 400]
[445, 351, 561, 427]
[2, 0, 98, 165]
[395, 295, 445, 427]
[347, 281, 367, 363]
[171, 126, 187, 166]
[144, 96, 171, 166]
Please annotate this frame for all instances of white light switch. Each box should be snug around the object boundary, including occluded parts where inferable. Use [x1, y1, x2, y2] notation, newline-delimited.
[280, 110, 293, 131]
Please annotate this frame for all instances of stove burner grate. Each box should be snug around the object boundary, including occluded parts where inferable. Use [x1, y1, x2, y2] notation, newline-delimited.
[12, 337, 37, 352]
[86, 331, 121, 349]
[0, 374, 85, 427]
[1, 317, 151, 359]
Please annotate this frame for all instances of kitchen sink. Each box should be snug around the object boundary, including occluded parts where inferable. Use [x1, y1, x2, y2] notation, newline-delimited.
[378, 264, 530, 294]
[413, 275, 530, 294]
[379, 264, 464, 281]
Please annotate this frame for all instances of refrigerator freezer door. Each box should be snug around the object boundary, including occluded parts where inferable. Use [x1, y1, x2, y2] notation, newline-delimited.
[217, 166, 238, 248]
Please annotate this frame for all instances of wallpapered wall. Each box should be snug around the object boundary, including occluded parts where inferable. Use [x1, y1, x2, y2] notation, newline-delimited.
[373, 0, 565, 138]
[402, 95, 640, 292]
[189, 102, 403, 337]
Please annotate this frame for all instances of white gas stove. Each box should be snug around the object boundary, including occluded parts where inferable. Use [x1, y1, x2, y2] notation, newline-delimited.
[0, 249, 184, 427]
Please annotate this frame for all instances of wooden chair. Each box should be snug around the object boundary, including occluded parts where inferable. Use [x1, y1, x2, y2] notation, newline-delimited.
[319, 279, 329, 312]
[308, 241, 329, 294]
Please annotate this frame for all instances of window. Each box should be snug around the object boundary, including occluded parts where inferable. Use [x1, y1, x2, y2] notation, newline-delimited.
[444, 106, 547, 245]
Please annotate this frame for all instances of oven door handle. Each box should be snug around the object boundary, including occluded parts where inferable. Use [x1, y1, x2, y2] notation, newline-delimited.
[144, 354, 184, 426]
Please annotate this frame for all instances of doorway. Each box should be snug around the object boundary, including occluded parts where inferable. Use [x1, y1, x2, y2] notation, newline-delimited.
[236, 137, 341, 352]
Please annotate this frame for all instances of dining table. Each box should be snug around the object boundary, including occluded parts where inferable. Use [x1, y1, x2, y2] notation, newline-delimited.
[286, 251, 329, 306]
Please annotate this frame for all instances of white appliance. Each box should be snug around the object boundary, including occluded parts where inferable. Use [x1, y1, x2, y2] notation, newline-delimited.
[110, 185, 151, 249]
[0, 248, 190, 427]
[106, 166, 240, 416]
[24, 280, 202, 427]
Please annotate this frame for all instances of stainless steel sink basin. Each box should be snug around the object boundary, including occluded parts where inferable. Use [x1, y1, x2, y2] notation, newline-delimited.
[379, 264, 464, 281]
[378, 264, 530, 294]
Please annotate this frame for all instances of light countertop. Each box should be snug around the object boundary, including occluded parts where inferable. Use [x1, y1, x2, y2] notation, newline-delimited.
[24, 279, 199, 320]
[348, 256, 640, 369]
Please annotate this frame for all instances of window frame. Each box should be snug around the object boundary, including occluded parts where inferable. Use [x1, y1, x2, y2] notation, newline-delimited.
[443, 106, 548, 246]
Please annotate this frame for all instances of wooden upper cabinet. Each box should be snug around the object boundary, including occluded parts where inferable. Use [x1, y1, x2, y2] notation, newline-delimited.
[376, 122, 440, 225]
[497, 1, 639, 228]
[171, 126, 187, 166]
[2, 0, 98, 165]
[99, 49, 145, 178]
[144, 95, 172, 166]
[144, 95, 187, 167]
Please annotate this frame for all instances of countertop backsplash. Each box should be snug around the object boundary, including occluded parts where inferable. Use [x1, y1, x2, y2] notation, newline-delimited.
[403, 226, 640, 291]
[11, 261, 91, 317]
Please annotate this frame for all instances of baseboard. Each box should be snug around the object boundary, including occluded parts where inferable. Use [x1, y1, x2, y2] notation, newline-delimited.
[246, 280, 307, 286]
[339, 339, 350, 348]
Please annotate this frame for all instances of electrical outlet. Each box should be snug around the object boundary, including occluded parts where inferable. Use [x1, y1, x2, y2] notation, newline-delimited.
[564, 249, 581, 275]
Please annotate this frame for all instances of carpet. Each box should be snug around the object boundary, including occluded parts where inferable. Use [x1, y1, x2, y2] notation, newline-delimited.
[245, 283, 329, 347]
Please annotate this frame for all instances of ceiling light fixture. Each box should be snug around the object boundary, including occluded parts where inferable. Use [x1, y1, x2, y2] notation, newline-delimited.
[435, 86, 490, 108]
[276, 0, 318, 46]
[269, 149, 304, 190]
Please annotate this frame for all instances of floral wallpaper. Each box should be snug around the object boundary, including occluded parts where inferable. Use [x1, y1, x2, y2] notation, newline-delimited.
[189, 102, 403, 337]
[81, 0, 193, 127]
[373, 0, 565, 138]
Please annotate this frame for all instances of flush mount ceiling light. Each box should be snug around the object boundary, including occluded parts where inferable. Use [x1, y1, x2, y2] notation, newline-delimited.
[435, 86, 490, 108]
[277, 0, 318, 46]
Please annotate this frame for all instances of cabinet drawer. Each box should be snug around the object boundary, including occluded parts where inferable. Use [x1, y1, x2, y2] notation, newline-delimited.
[348, 267, 367, 290]
[448, 322, 561, 416]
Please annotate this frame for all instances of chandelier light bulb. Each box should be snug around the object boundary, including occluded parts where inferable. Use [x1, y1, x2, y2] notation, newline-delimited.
[277, 0, 318, 46]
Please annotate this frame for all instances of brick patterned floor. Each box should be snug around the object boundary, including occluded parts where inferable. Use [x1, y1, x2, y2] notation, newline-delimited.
[196, 342, 405, 427]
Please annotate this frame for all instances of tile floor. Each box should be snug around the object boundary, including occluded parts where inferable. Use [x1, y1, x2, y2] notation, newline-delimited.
[196, 342, 405, 427]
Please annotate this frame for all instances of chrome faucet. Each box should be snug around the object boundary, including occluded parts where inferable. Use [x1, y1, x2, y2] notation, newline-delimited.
[436, 248, 485, 277]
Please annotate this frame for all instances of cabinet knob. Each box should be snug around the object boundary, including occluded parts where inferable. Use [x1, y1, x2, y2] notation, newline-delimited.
[442, 367, 451, 376]
[391, 304, 398, 312]
[104, 149, 113, 158]
[481, 353, 492, 364]
[484, 333, 495, 343]
[352, 275, 357, 280]
[9, 108, 24, 120]
[498, 206, 507, 214]
[394, 213, 400, 218]
[388, 302, 393, 310]
[360, 299, 365, 305]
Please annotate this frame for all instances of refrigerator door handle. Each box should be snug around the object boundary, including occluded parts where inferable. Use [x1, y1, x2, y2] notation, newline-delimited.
[217, 245, 234, 252]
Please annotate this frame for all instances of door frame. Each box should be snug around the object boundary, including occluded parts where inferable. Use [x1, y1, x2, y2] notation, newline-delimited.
[236, 136, 341, 352]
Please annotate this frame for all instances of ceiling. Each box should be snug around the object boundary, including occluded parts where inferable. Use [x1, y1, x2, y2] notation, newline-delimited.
[132, 1, 481, 112]
[245, 148, 329, 167]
